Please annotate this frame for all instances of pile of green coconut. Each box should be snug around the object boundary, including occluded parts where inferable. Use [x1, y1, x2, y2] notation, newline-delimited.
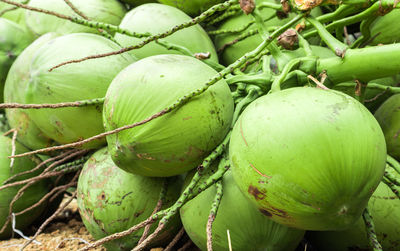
[0, 0, 400, 250]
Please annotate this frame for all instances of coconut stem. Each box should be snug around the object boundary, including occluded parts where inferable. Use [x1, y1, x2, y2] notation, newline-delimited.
[351, 16, 377, 48]
[53, 156, 89, 172]
[208, 20, 255, 35]
[384, 169, 400, 186]
[206, 8, 240, 26]
[0, 0, 28, 17]
[19, 191, 77, 250]
[177, 239, 193, 251]
[14, 172, 79, 217]
[217, 28, 259, 53]
[133, 222, 165, 251]
[137, 180, 167, 245]
[207, 180, 223, 251]
[0, 98, 105, 109]
[62, 0, 116, 43]
[0, 0, 150, 38]
[46, 0, 256, 71]
[362, 207, 383, 251]
[164, 227, 185, 251]
[382, 177, 400, 199]
[2, 149, 78, 185]
[387, 155, 400, 174]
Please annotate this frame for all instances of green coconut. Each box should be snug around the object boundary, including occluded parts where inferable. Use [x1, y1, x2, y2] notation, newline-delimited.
[229, 87, 387, 231]
[114, 3, 218, 62]
[333, 75, 400, 113]
[157, 0, 225, 16]
[180, 167, 305, 251]
[308, 176, 400, 250]
[120, 0, 157, 6]
[374, 94, 400, 161]
[4, 33, 59, 151]
[104, 54, 233, 177]
[214, 1, 322, 67]
[370, 9, 400, 45]
[0, 134, 49, 239]
[77, 147, 182, 250]
[0, 18, 34, 102]
[25, 0, 126, 36]
[24, 33, 135, 149]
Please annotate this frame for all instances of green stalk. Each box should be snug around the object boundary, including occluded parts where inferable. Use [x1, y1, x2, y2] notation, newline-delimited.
[387, 155, 400, 174]
[362, 207, 383, 251]
[307, 17, 348, 57]
[317, 44, 400, 84]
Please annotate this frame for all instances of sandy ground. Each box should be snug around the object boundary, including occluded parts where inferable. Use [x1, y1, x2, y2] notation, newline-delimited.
[0, 196, 195, 251]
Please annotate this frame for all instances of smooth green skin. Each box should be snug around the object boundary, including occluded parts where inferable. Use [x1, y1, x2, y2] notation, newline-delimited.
[0, 135, 48, 239]
[25, 33, 135, 149]
[25, 0, 126, 37]
[77, 147, 182, 251]
[370, 9, 400, 45]
[120, 0, 157, 6]
[104, 54, 234, 177]
[374, 94, 400, 161]
[4, 33, 58, 151]
[114, 3, 218, 62]
[0, 1, 25, 25]
[333, 75, 400, 113]
[180, 169, 305, 251]
[229, 87, 387, 231]
[308, 178, 400, 251]
[0, 18, 34, 102]
[157, 0, 224, 16]
[318, 44, 400, 85]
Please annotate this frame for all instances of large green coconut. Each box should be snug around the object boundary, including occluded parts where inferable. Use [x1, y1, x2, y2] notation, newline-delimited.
[370, 9, 400, 45]
[374, 94, 400, 161]
[157, 0, 225, 16]
[25, 0, 126, 37]
[114, 3, 218, 62]
[0, 18, 34, 102]
[308, 176, 400, 251]
[180, 167, 305, 251]
[24, 33, 135, 149]
[0, 134, 49, 239]
[4, 33, 59, 151]
[229, 87, 387, 231]
[77, 147, 182, 250]
[104, 54, 233, 177]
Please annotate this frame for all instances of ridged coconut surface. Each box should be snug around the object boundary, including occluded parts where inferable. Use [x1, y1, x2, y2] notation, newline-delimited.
[24, 33, 135, 148]
[104, 54, 233, 177]
[114, 3, 218, 62]
[0, 135, 48, 239]
[4, 33, 58, 151]
[77, 147, 182, 250]
[181, 168, 305, 251]
[25, 0, 126, 36]
[229, 87, 387, 230]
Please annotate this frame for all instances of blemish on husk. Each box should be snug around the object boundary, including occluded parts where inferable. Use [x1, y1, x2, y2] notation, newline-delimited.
[248, 185, 266, 200]
[259, 208, 273, 217]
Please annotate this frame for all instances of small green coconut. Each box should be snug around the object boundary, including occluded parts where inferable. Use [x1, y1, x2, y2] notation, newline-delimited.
[0, 134, 49, 239]
[181, 167, 305, 251]
[114, 3, 218, 62]
[308, 177, 400, 250]
[4, 33, 59, 151]
[77, 147, 182, 250]
[229, 87, 387, 231]
[23, 33, 135, 148]
[157, 0, 225, 16]
[0, 18, 34, 102]
[370, 9, 400, 45]
[25, 0, 126, 36]
[104, 54, 233, 177]
[374, 94, 400, 160]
